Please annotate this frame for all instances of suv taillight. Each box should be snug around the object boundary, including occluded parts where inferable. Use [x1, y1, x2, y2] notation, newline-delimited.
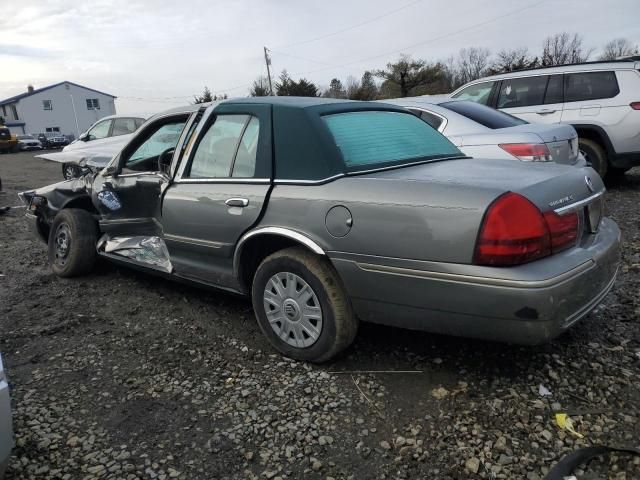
[499, 143, 552, 162]
[630, 102, 640, 110]
[474, 192, 579, 266]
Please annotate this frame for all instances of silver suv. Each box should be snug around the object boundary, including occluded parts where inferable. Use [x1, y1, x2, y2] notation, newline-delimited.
[450, 58, 640, 178]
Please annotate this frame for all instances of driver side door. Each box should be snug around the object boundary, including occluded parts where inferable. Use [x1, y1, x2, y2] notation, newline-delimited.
[91, 114, 189, 237]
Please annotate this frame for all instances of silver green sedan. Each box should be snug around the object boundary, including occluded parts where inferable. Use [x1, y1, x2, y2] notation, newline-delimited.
[20, 97, 620, 362]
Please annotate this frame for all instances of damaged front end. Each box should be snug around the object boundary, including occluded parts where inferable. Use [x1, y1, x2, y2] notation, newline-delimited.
[19, 172, 97, 243]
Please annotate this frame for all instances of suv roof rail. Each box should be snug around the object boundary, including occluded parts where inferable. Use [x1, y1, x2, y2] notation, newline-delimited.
[489, 57, 640, 76]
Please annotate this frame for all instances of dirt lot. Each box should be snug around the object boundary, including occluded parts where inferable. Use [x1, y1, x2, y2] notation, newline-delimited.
[1, 152, 639, 480]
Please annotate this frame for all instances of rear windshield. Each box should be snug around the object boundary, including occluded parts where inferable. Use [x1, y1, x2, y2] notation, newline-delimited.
[440, 101, 527, 129]
[323, 111, 462, 171]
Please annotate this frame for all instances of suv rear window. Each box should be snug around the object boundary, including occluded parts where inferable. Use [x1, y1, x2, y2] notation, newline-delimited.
[497, 76, 548, 108]
[565, 72, 619, 102]
[323, 111, 461, 170]
[439, 101, 527, 129]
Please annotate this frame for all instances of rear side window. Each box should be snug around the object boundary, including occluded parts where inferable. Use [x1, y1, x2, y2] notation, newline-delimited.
[410, 109, 444, 130]
[451, 81, 495, 105]
[544, 75, 563, 104]
[112, 118, 139, 136]
[188, 115, 259, 178]
[440, 101, 527, 129]
[497, 76, 548, 108]
[323, 111, 461, 170]
[564, 72, 619, 102]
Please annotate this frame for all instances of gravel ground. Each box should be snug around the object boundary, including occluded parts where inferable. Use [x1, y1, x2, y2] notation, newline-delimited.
[1, 152, 639, 480]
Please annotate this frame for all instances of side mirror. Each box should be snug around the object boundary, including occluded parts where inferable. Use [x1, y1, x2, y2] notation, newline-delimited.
[103, 165, 117, 176]
[79, 132, 89, 141]
[158, 148, 175, 175]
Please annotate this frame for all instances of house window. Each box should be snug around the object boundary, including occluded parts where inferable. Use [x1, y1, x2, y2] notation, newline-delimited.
[43, 100, 53, 110]
[1, 105, 5, 116]
[45, 127, 61, 133]
[10, 105, 18, 120]
[86, 98, 100, 110]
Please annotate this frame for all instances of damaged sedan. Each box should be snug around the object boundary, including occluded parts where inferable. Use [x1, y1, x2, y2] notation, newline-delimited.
[20, 97, 620, 362]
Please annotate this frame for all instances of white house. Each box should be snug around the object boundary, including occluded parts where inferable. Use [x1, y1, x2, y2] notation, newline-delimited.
[0, 81, 116, 139]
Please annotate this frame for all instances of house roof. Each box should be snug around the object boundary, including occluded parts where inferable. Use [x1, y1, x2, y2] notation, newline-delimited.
[0, 81, 116, 106]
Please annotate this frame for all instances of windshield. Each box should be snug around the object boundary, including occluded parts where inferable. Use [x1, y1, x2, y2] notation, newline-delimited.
[323, 111, 462, 171]
[440, 101, 527, 129]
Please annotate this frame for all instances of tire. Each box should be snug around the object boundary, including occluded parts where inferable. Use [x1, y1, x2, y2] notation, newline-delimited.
[48, 209, 98, 278]
[608, 166, 630, 177]
[62, 163, 81, 180]
[252, 247, 358, 363]
[579, 138, 608, 178]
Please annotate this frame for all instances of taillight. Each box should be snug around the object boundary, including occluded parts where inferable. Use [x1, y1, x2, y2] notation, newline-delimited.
[543, 210, 579, 252]
[499, 143, 552, 162]
[474, 192, 580, 266]
[630, 102, 640, 110]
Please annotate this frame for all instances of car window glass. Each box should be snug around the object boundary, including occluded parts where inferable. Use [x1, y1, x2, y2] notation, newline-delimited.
[87, 120, 112, 140]
[323, 111, 461, 171]
[189, 115, 250, 178]
[125, 121, 186, 169]
[544, 75, 563, 104]
[440, 101, 527, 129]
[564, 72, 619, 102]
[451, 82, 494, 105]
[134, 118, 145, 129]
[497, 76, 548, 108]
[419, 111, 444, 130]
[232, 116, 260, 178]
[112, 118, 139, 136]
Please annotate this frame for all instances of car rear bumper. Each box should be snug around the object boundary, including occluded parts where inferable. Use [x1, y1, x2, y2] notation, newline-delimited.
[330, 217, 621, 344]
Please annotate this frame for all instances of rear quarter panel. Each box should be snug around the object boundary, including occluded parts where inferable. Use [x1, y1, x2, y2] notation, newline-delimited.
[260, 176, 501, 264]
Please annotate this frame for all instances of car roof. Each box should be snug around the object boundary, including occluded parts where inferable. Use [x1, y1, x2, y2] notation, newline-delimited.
[95, 114, 147, 121]
[460, 59, 640, 84]
[383, 95, 457, 107]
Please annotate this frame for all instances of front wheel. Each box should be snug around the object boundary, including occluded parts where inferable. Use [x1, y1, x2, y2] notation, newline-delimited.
[62, 163, 81, 180]
[252, 247, 358, 363]
[48, 209, 98, 277]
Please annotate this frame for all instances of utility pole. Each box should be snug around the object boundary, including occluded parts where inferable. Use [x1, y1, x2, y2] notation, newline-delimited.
[264, 46, 274, 95]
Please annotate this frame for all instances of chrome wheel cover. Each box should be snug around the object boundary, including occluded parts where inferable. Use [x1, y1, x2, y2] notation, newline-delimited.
[263, 272, 323, 348]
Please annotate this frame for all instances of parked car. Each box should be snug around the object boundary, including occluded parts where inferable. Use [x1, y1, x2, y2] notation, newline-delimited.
[16, 135, 43, 151]
[59, 115, 145, 179]
[35, 132, 69, 149]
[0, 127, 18, 154]
[386, 97, 585, 166]
[449, 58, 640, 177]
[19, 97, 620, 362]
[64, 115, 145, 151]
[0, 354, 13, 479]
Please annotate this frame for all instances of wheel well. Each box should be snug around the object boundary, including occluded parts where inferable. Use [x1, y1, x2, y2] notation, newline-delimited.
[237, 234, 319, 293]
[573, 126, 613, 157]
[63, 196, 98, 215]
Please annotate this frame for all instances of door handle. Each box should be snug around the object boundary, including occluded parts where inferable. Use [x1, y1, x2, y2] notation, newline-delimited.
[225, 198, 249, 207]
[536, 109, 556, 115]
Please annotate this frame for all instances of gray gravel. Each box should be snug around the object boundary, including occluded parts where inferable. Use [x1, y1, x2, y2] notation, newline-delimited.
[0, 153, 639, 479]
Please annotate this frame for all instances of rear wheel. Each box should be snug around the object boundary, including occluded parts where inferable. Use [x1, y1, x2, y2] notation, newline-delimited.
[579, 138, 608, 178]
[48, 209, 98, 277]
[251, 247, 358, 363]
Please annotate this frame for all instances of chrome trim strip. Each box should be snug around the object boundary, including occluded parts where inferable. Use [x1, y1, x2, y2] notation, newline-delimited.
[116, 172, 169, 179]
[233, 227, 326, 286]
[174, 178, 270, 184]
[164, 233, 228, 249]
[274, 174, 344, 185]
[355, 260, 594, 289]
[554, 190, 605, 214]
[99, 217, 152, 225]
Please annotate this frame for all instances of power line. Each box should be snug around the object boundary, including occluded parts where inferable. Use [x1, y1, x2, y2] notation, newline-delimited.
[273, 0, 424, 50]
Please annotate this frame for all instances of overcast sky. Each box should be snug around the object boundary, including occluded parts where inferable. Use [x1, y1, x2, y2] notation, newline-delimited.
[1, 0, 638, 116]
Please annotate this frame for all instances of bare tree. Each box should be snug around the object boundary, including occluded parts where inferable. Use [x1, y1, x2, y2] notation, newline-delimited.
[345, 75, 361, 100]
[374, 54, 442, 97]
[599, 38, 638, 60]
[487, 47, 539, 75]
[455, 47, 491, 86]
[249, 76, 271, 97]
[541, 32, 594, 66]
